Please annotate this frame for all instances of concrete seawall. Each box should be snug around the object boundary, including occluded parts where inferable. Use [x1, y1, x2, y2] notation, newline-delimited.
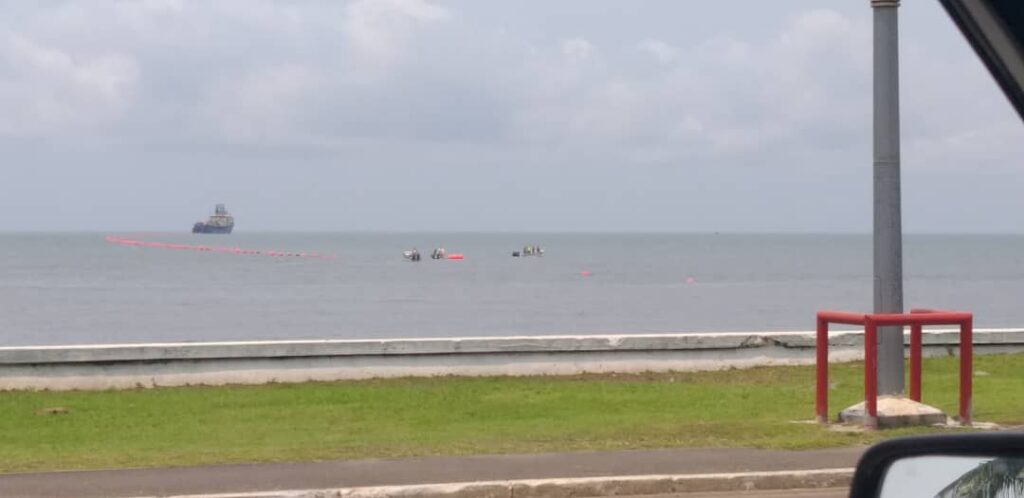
[2, 329, 1023, 391]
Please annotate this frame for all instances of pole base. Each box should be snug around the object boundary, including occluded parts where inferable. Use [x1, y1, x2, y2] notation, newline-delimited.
[838, 395, 947, 428]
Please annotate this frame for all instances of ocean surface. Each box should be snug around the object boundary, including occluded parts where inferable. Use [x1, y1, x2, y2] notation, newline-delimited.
[1, 232, 1023, 346]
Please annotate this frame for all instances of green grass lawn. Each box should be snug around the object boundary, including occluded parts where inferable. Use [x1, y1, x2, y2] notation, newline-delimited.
[2, 353, 1023, 473]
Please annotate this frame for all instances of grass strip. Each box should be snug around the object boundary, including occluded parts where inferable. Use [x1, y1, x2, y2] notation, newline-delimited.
[2, 353, 1023, 472]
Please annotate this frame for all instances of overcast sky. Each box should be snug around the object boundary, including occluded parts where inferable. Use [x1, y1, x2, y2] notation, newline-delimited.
[1, 0, 1022, 232]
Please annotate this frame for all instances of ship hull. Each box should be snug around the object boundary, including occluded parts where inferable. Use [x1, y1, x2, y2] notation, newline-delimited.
[192, 223, 233, 234]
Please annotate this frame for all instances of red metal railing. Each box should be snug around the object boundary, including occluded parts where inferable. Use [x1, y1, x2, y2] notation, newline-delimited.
[816, 309, 973, 428]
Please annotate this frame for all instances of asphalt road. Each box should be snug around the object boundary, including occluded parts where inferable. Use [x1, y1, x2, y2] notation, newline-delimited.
[0, 447, 863, 498]
[626, 489, 848, 497]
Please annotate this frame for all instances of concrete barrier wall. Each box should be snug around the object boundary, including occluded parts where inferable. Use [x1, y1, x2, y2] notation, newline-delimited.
[2, 329, 1023, 391]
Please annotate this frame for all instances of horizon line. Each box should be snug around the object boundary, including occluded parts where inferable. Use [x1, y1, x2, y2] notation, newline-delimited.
[4, 229, 1024, 236]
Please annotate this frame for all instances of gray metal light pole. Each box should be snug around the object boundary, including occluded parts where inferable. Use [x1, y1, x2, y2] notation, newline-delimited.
[872, 0, 905, 395]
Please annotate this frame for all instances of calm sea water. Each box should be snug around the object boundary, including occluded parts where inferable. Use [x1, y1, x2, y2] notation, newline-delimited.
[1, 232, 1022, 346]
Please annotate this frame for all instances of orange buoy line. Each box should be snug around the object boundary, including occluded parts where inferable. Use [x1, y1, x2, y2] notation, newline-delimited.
[104, 236, 335, 259]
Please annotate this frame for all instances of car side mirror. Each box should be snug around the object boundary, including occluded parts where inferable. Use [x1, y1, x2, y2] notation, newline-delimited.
[940, 0, 1024, 122]
[849, 433, 1024, 497]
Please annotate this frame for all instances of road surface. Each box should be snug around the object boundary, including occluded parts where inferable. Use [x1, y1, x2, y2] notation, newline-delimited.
[628, 490, 847, 497]
[0, 447, 863, 498]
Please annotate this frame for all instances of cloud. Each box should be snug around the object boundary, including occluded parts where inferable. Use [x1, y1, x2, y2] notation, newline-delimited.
[0, 6, 880, 161]
[0, 32, 139, 137]
[637, 39, 676, 64]
[200, 65, 318, 143]
[342, 0, 451, 74]
[501, 8, 871, 163]
[0, 4, 875, 154]
[560, 37, 593, 63]
[680, 9, 869, 155]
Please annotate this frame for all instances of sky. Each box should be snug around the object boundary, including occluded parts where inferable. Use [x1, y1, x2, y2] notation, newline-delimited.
[1, 0, 1022, 232]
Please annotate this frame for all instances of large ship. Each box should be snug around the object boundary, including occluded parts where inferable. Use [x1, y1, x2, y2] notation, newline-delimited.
[192, 204, 234, 234]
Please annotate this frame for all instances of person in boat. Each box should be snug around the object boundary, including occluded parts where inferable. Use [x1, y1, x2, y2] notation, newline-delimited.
[514, 245, 544, 257]
[431, 247, 446, 259]
[522, 245, 542, 256]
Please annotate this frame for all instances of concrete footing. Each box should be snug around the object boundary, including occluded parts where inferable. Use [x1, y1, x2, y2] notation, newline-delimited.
[839, 395, 948, 428]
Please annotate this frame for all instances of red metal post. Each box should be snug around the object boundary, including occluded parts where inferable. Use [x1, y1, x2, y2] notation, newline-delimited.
[817, 309, 973, 428]
[871, 311, 967, 325]
[864, 319, 879, 428]
[818, 311, 868, 326]
[910, 323, 922, 402]
[960, 316, 973, 426]
[816, 316, 829, 423]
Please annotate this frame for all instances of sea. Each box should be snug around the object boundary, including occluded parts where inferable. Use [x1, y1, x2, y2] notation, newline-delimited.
[1, 232, 1022, 347]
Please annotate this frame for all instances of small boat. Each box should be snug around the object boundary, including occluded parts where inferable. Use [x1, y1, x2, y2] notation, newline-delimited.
[514, 245, 543, 257]
[403, 249, 421, 261]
